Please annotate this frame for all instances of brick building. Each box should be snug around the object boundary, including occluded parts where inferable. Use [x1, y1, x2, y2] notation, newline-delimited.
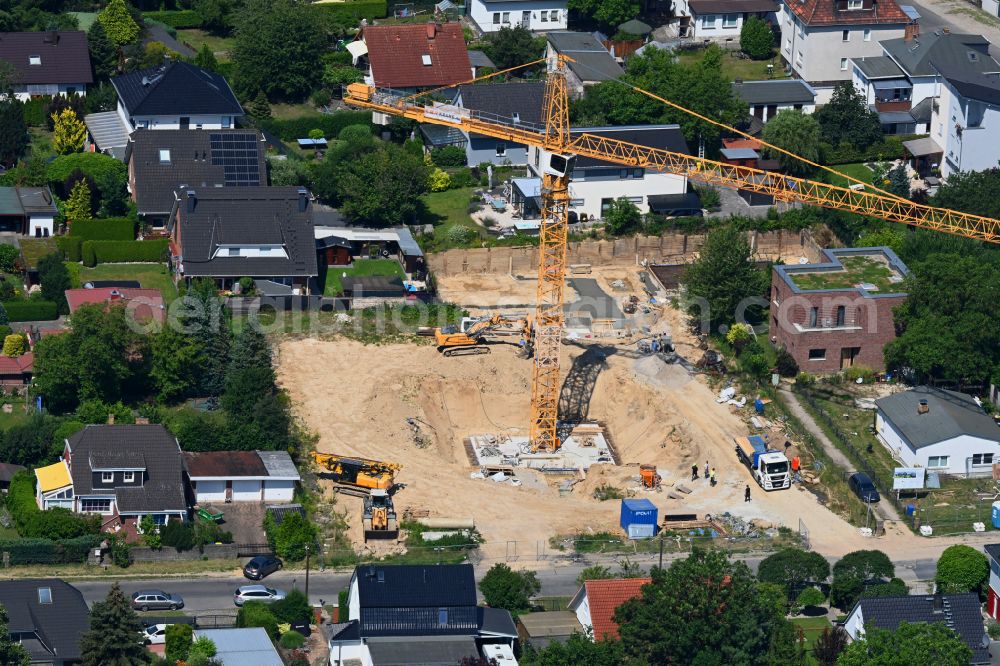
[769, 247, 908, 373]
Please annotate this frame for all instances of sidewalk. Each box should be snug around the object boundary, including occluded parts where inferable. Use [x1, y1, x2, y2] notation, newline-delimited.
[778, 386, 901, 523]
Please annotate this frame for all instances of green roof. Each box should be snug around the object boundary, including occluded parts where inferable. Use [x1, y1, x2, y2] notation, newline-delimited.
[19, 238, 58, 270]
[790, 255, 901, 292]
[0, 188, 23, 216]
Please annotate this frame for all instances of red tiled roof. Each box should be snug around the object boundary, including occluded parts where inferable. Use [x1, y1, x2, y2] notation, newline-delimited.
[65, 288, 166, 324]
[362, 22, 471, 89]
[784, 0, 910, 26]
[585, 577, 651, 640]
[723, 137, 763, 150]
[0, 352, 33, 376]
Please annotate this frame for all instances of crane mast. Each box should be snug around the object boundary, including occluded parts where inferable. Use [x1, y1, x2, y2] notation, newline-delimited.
[344, 54, 1000, 453]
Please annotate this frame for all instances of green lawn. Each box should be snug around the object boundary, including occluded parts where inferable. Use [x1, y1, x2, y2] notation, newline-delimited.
[791, 255, 898, 292]
[790, 615, 832, 665]
[676, 48, 788, 82]
[270, 103, 322, 121]
[176, 29, 236, 61]
[417, 187, 485, 251]
[0, 399, 30, 430]
[68, 11, 97, 30]
[75, 263, 179, 304]
[823, 162, 874, 188]
[323, 258, 405, 296]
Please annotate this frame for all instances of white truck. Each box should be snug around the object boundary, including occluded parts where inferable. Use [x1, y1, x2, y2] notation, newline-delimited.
[735, 435, 791, 490]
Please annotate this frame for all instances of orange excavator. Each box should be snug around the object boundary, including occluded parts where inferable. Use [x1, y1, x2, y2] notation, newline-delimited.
[433, 313, 533, 357]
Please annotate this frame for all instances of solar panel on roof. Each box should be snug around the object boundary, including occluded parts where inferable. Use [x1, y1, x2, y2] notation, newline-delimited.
[209, 132, 262, 186]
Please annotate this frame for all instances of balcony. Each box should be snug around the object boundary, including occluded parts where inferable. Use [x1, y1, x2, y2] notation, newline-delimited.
[875, 99, 912, 112]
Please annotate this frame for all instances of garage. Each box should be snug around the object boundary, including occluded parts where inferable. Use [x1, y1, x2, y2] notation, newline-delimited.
[194, 479, 226, 503]
[232, 480, 262, 502]
[263, 479, 294, 502]
[184, 450, 300, 504]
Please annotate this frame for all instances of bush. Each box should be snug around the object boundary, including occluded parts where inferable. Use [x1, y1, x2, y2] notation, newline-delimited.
[46, 153, 127, 198]
[820, 136, 913, 165]
[22, 98, 48, 127]
[237, 602, 279, 639]
[312, 0, 387, 24]
[775, 348, 799, 377]
[428, 168, 451, 192]
[272, 589, 312, 624]
[81, 239, 169, 266]
[164, 624, 193, 662]
[257, 111, 372, 141]
[740, 16, 774, 59]
[796, 586, 826, 610]
[338, 589, 348, 623]
[843, 365, 874, 383]
[1, 300, 58, 321]
[264, 511, 316, 561]
[142, 10, 204, 28]
[0, 535, 102, 564]
[795, 372, 815, 387]
[0, 244, 18, 273]
[3, 333, 27, 357]
[279, 630, 306, 649]
[988, 622, 1000, 641]
[69, 217, 136, 241]
[161, 518, 196, 551]
[695, 185, 721, 210]
[936, 544, 989, 596]
[55, 236, 83, 262]
[430, 146, 467, 167]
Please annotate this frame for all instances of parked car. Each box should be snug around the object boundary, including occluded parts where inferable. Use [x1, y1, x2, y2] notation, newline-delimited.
[142, 624, 168, 645]
[233, 585, 286, 606]
[243, 555, 282, 580]
[849, 472, 881, 503]
[131, 590, 184, 611]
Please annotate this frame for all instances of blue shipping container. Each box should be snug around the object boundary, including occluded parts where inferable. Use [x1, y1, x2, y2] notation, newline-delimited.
[621, 499, 658, 540]
[992, 502, 1000, 529]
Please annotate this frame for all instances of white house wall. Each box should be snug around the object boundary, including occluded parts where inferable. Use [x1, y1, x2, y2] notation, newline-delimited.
[469, 0, 567, 33]
[843, 606, 865, 639]
[28, 214, 54, 237]
[937, 78, 1000, 177]
[750, 101, 816, 123]
[329, 640, 370, 666]
[875, 411, 1000, 476]
[348, 576, 361, 621]
[571, 596, 593, 632]
[263, 479, 295, 502]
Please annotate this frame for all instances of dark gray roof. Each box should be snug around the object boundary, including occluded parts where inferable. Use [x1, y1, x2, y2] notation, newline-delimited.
[356, 564, 476, 607]
[84, 111, 131, 155]
[573, 125, 690, 167]
[0, 579, 90, 662]
[881, 32, 999, 78]
[467, 50, 495, 68]
[547, 32, 624, 82]
[16, 187, 57, 214]
[0, 31, 92, 85]
[67, 424, 186, 512]
[688, 0, 778, 13]
[0, 461, 24, 483]
[90, 449, 146, 470]
[478, 607, 518, 637]
[854, 594, 989, 664]
[177, 187, 318, 279]
[855, 55, 905, 79]
[328, 620, 361, 642]
[878, 109, 917, 123]
[875, 386, 1000, 449]
[126, 129, 266, 215]
[112, 61, 243, 117]
[266, 503, 306, 526]
[732, 79, 816, 105]
[985, 544, 1000, 563]
[909, 96, 934, 122]
[366, 636, 480, 665]
[458, 81, 545, 125]
[936, 63, 1000, 105]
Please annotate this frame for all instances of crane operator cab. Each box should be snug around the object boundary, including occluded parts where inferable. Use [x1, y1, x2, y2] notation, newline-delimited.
[544, 153, 576, 178]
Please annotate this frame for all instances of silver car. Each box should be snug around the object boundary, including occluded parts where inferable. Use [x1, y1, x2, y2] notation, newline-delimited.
[233, 584, 286, 606]
[131, 590, 184, 611]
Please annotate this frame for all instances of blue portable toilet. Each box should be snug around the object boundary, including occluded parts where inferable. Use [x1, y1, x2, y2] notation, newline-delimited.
[620, 499, 658, 540]
[992, 502, 1000, 529]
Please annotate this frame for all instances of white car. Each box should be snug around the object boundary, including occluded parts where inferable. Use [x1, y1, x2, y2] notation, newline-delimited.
[142, 624, 168, 645]
[233, 585, 286, 606]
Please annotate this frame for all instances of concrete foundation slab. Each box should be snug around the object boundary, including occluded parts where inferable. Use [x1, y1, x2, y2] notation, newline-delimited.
[468, 424, 615, 472]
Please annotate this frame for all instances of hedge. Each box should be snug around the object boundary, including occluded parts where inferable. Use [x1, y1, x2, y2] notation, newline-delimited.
[1, 300, 59, 321]
[47, 153, 128, 197]
[313, 0, 388, 23]
[820, 135, 919, 165]
[55, 235, 83, 262]
[22, 98, 47, 127]
[69, 217, 137, 242]
[0, 536, 102, 565]
[82, 239, 170, 267]
[142, 10, 203, 29]
[258, 111, 373, 142]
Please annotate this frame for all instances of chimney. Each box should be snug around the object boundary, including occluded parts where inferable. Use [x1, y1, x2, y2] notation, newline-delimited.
[297, 188, 309, 213]
[917, 398, 929, 415]
[109, 289, 122, 301]
[427, 23, 437, 39]
[186, 189, 197, 213]
[904, 23, 919, 41]
[942, 27, 950, 34]
[135, 416, 150, 425]
[107, 413, 115, 425]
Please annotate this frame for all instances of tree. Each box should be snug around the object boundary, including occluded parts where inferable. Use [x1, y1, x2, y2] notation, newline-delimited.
[248, 90, 272, 123]
[0, 604, 30, 666]
[795, 586, 826, 612]
[0, 304, 7, 326]
[483, 26, 547, 72]
[151, 327, 204, 403]
[861, 577, 908, 599]
[329, 143, 429, 226]
[569, 0, 640, 27]
[932, 166, 1000, 218]
[725, 322, 752, 350]
[762, 110, 821, 176]
[935, 544, 988, 596]
[98, 0, 139, 70]
[194, 44, 219, 72]
[139, 514, 161, 549]
[836, 621, 972, 666]
[52, 107, 86, 155]
[188, 636, 218, 663]
[232, 0, 327, 101]
[684, 226, 768, 332]
[194, 0, 234, 35]
[138, 41, 181, 69]
[37, 252, 72, 314]
[603, 197, 642, 236]
[87, 20, 117, 80]
[164, 624, 193, 663]
[236, 602, 279, 639]
[64, 178, 93, 223]
[79, 583, 148, 666]
[264, 510, 316, 561]
[740, 16, 774, 59]
[2, 333, 26, 357]
[428, 167, 451, 192]
[830, 549, 894, 610]
[520, 632, 629, 666]
[576, 564, 615, 586]
[270, 588, 312, 623]
[813, 626, 848, 666]
[814, 82, 882, 149]
[0, 98, 28, 167]
[479, 564, 541, 615]
[614, 549, 793, 664]
[757, 548, 831, 601]
[888, 164, 910, 198]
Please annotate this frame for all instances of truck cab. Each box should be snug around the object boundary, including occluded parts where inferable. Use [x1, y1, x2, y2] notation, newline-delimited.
[755, 452, 790, 490]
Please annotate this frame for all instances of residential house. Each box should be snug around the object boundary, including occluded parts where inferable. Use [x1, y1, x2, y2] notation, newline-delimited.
[732, 79, 817, 123]
[125, 129, 267, 227]
[674, 0, 778, 42]
[0, 353, 33, 386]
[34, 424, 188, 538]
[984, 0, 1000, 20]
[931, 61, 1000, 177]
[169, 186, 319, 292]
[779, 0, 914, 103]
[452, 81, 545, 166]
[546, 32, 624, 96]
[329, 564, 517, 666]
[525, 125, 691, 220]
[64, 287, 166, 325]
[852, 31, 999, 134]
[314, 225, 426, 275]
[0, 462, 25, 491]
[468, 0, 567, 33]
[0, 187, 58, 236]
[184, 450, 300, 503]
[0, 31, 92, 102]
[769, 247, 908, 373]
[568, 577, 651, 641]
[468, 50, 496, 77]
[874, 386, 1000, 477]
[844, 593, 989, 664]
[357, 23, 472, 97]
[517, 611, 584, 650]
[0, 579, 90, 665]
[194, 628, 282, 666]
[984, 543, 1000, 620]
[86, 61, 243, 158]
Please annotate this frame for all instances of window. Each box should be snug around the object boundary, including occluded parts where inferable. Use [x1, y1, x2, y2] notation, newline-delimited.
[600, 198, 615, 215]
[809, 307, 818, 327]
[795, 50, 803, 68]
[29, 55, 41, 66]
[501, 11, 510, 22]
[842, 29, 850, 41]
[101, 472, 114, 483]
[633, 168, 643, 178]
[847, 0, 862, 8]
[496, 143, 506, 157]
[620, 168, 630, 179]
[153, 514, 168, 525]
[222, 116, 232, 128]
[541, 10, 548, 21]
[627, 196, 643, 204]
[701, 14, 716, 28]
[124, 471, 135, 483]
[927, 456, 950, 468]
[37, 588, 52, 604]
[973, 453, 994, 466]
[81, 498, 112, 513]
[784, 37, 792, 52]
[840, 58, 848, 71]
[438, 608, 449, 626]
[492, 12, 500, 23]
[723, 13, 738, 28]
[227, 248, 240, 257]
[836, 305, 845, 327]
[158, 149, 170, 164]
[808, 348, 826, 360]
[864, 28, 871, 41]
[421, 54, 432, 66]
[550, 9, 559, 21]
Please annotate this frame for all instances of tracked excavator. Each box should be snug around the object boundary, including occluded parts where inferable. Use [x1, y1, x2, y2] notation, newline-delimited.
[310, 452, 401, 497]
[433, 313, 533, 357]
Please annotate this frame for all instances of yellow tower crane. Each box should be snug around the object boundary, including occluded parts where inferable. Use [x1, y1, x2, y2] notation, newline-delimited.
[344, 55, 1000, 453]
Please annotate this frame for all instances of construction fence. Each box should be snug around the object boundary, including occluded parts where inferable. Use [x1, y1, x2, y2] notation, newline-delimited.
[427, 229, 823, 277]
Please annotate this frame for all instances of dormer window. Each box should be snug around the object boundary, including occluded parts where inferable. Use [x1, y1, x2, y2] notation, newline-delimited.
[102, 472, 113, 483]
[228, 248, 240, 257]
[124, 471, 135, 483]
[159, 149, 171, 164]
[29, 55, 41, 66]
[422, 54, 432, 66]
